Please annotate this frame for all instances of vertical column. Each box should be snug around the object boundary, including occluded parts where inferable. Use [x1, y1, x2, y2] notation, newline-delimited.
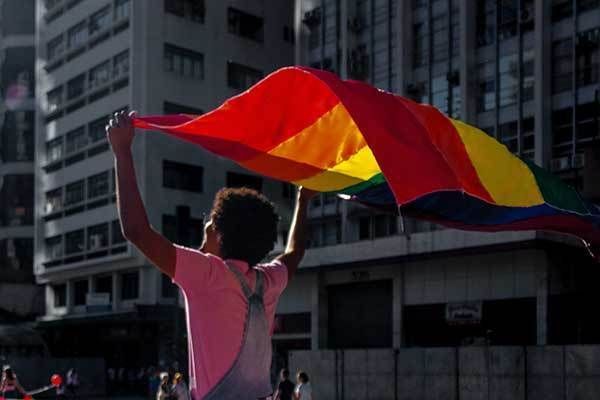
[66, 279, 74, 313]
[459, 0, 477, 123]
[395, 0, 410, 95]
[536, 260, 549, 345]
[534, 0, 552, 167]
[112, 272, 120, 312]
[340, 0, 348, 78]
[392, 270, 404, 348]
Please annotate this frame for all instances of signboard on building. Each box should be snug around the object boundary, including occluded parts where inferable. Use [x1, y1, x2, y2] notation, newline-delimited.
[445, 301, 482, 325]
[86, 293, 111, 313]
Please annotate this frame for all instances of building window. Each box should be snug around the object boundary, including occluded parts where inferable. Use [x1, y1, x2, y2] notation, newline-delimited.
[431, 14, 448, 63]
[498, 0, 518, 40]
[163, 160, 203, 192]
[65, 180, 85, 206]
[88, 171, 109, 199]
[431, 75, 448, 114]
[226, 62, 263, 90]
[499, 53, 518, 107]
[121, 271, 139, 300]
[163, 44, 204, 80]
[47, 87, 63, 113]
[67, 74, 86, 100]
[413, 22, 429, 67]
[578, 0, 600, 13]
[226, 171, 263, 191]
[163, 101, 203, 115]
[0, 238, 32, 271]
[53, 284, 67, 307]
[46, 137, 63, 163]
[112, 220, 126, 244]
[522, 50, 535, 102]
[164, 0, 205, 22]
[114, 0, 130, 20]
[0, 175, 33, 227]
[0, 111, 34, 162]
[227, 7, 264, 42]
[89, 6, 111, 35]
[65, 229, 85, 255]
[45, 188, 63, 214]
[162, 273, 178, 298]
[47, 35, 64, 60]
[67, 21, 87, 48]
[522, 117, 535, 158]
[94, 275, 113, 300]
[73, 279, 88, 306]
[113, 50, 130, 80]
[576, 29, 600, 87]
[552, 0, 573, 21]
[273, 312, 311, 334]
[89, 116, 108, 143]
[309, 219, 342, 248]
[552, 107, 573, 149]
[46, 236, 63, 260]
[498, 120, 519, 153]
[65, 127, 87, 154]
[162, 213, 204, 247]
[359, 215, 398, 240]
[89, 60, 111, 90]
[476, 0, 495, 47]
[552, 38, 573, 93]
[88, 223, 109, 250]
[282, 183, 295, 199]
[577, 102, 600, 141]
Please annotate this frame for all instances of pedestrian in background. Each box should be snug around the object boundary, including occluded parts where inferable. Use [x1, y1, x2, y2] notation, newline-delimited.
[274, 368, 295, 400]
[0, 365, 28, 399]
[156, 372, 174, 400]
[172, 372, 189, 400]
[66, 368, 79, 399]
[293, 371, 312, 400]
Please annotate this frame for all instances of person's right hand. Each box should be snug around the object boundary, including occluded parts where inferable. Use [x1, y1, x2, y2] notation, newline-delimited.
[106, 110, 136, 154]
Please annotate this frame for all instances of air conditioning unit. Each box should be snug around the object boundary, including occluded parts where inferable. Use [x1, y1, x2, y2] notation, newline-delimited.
[573, 153, 585, 168]
[89, 234, 103, 250]
[550, 156, 571, 172]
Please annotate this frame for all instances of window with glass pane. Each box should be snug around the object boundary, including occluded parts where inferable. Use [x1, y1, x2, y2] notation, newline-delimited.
[498, 0, 518, 40]
[67, 74, 85, 100]
[498, 121, 519, 153]
[65, 180, 85, 205]
[0, 238, 33, 271]
[112, 220, 126, 244]
[499, 53, 518, 107]
[163, 160, 203, 192]
[113, 50, 129, 79]
[374, 215, 397, 238]
[89, 60, 111, 88]
[65, 229, 85, 254]
[552, 38, 573, 93]
[67, 21, 87, 48]
[226, 171, 262, 191]
[323, 219, 341, 246]
[476, 0, 495, 47]
[577, 0, 600, 13]
[413, 22, 429, 67]
[47, 87, 63, 113]
[45, 188, 63, 214]
[552, 107, 573, 145]
[88, 171, 109, 198]
[121, 271, 139, 300]
[87, 223, 109, 250]
[73, 279, 88, 305]
[115, 0, 130, 20]
[431, 14, 448, 62]
[66, 127, 86, 154]
[163, 44, 203, 79]
[552, 0, 572, 22]
[89, 6, 111, 35]
[46, 137, 63, 163]
[46, 236, 63, 260]
[227, 7, 264, 42]
[88, 116, 108, 143]
[522, 117, 535, 156]
[576, 30, 600, 87]
[47, 35, 64, 60]
[577, 102, 599, 141]
[522, 50, 535, 101]
[227, 61, 263, 90]
[53, 284, 67, 307]
[431, 75, 448, 113]
[0, 175, 33, 227]
[95, 275, 113, 300]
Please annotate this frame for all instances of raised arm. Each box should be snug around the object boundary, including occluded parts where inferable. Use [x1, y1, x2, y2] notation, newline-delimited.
[107, 111, 176, 277]
[277, 187, 316, 281]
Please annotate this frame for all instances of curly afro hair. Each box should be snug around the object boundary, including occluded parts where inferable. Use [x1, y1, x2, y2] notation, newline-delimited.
[211, 187, 279, 265]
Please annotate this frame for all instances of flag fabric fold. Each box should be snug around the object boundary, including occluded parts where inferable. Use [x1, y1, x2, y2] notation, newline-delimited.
[133, 66, 600, 248]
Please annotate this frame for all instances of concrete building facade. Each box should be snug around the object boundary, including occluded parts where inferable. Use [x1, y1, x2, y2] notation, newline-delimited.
[271, 0, 600, 373]
[0, 0, 42, 329]
[34, 0, 295, 372]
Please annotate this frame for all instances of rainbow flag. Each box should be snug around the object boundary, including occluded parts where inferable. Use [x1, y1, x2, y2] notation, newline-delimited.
[134, 66, 600, 249]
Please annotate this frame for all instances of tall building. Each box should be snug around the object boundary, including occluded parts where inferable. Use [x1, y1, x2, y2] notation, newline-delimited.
[34, 0, 295, 371]
[272, 0, 600, 366]
[0, 0, 41, 325]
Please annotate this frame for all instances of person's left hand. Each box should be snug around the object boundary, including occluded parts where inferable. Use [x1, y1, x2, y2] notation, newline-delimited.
[106, 110, 136, 154]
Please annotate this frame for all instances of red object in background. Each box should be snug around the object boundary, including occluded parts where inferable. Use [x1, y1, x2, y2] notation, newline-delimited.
[23, 395, 32, 400]
[0, 395, 5, 400]
[51, 373, 63, 387]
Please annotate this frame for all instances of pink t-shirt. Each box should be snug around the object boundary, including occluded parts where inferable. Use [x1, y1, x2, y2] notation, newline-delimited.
[172, 245, 288, 400]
